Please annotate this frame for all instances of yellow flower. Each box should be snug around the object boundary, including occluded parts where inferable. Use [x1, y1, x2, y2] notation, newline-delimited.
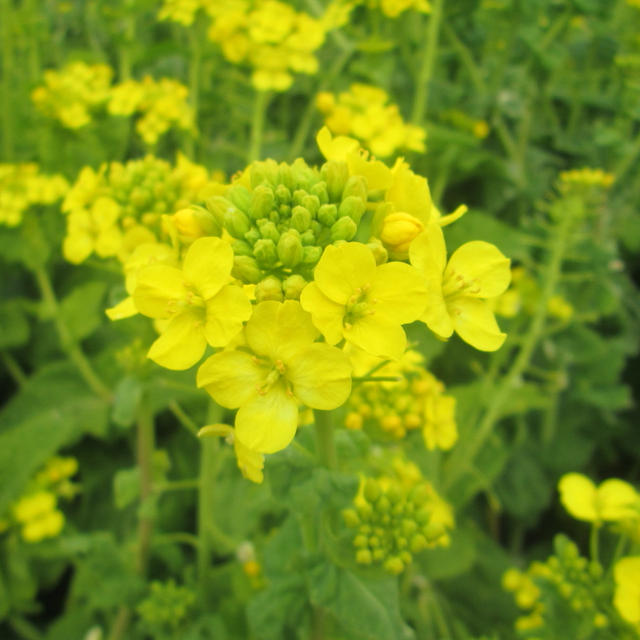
[409, 221, 511, 351]
[133, 236, 252, 370]
[558, 473, 639, 523]
[197, 300, 352, 454]
[300, 242, 427, 359]
[613, 556, 640, 625]
[422, 394, 457, 451]
[22, 510, 65, 543]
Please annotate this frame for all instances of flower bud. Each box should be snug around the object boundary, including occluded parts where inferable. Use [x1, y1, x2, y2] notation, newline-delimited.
[410, 533, 428, 553]
[232, 256, 262, 283]
[353, 534, 369, 549]
[300, 229, 316, 245]
[277, 230, 304, 267]
[356, 549, 373, 564]
[364, 478, 380, 503]
[250, 160, 278, 187]
[292, 189, 307, 207]
[277, 164, 294, 190]
[423, 522, 446, 542]
[301, 194, 320, 217]
[366, 240, 388, 265]
[339, 196, 366, 224]
[310, 181, 329, 204]
[244, 228, 260, 246]
[342, 509, 360, 528]
[205, 195, 230, 227]
[376, 495, 391, 513]
[317, 203, 338, 227]
[173, 207, 220, 238]
[231, 239, 253, 257]
[250, 185, 275, 220]
[379, 212, 424, 256]
[331, 216, 357, 241]
[224, 207, 251, 239]
[227, 185, 252, 213]
[322, 161, 349, 202]
[283, 274, 307, 299]
[275, 184, 291, 204]
[384, 557, 405, 575]
[258, 219, 280, 243]
[342, 175, 367, 202]
[253, 238, 278, 268]
[255, 276, 283, 302]
[302, 245, 323, 264]
[290, 206, 312, 232]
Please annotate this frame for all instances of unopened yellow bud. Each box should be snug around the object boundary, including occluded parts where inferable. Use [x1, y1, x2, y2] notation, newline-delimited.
[384, 556, 404, 575]
[379, 212, 424, 256]
[356, 549, 373, 564]
[173, 207, 219, 238]
[345, 412, 363, 430]
[243, 560, 261, 578]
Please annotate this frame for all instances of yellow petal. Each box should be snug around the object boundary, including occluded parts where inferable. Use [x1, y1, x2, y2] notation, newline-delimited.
[234, 439, 264, 483]
[558, 473, 598, 522]
[314, 243, 376, 305]
[346, 152, 392, 191]
[134, 264, 186, 318]
[197, 351, 267, 407]
[183, 236, 233, 299]
[598, 479, 639, 521]
[287, 344, 352, 409]
[344, 314, 407, 360]
[409, 223, 446, 276]
[614, 557, 640, 587]
[203, 284, 252, 347]
[245, 300, 318, 362]
[199, 423, 233, 438]
[105, 296, 137, 320]
[446, 241, 511, 298]
[316, 126, 359, 162]
[386, 163, 431, 224]
[370, 262, 427, 324]
[63, 232, 93, 264]
[449, 297, 506, 351]
[147, 310, 207, 370]
[299, 282, 344, 345]
[614, 584, 640, 624]
[235, 384, 298, 454]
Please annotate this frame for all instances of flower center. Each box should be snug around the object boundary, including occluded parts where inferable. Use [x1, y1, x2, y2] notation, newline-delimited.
[254, 358, 291, 396]
[441, 269, 481, 300]
[344, 284, 376, 328]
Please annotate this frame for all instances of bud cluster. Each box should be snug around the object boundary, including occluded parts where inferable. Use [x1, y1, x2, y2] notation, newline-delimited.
[0, 163, 68, 227]
[0, 456, 78, 543]
[345, 350, 457, 450]
[343, 459, 453, 575]
[62, 154, 213, 264]
[207, 157, 369, 301]
[137, 579, 196, 635]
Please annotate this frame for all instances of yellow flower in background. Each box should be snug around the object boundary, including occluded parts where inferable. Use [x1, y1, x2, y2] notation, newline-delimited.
[197, 300, 352, 453]
[409, 221, 511, 351]
[558, 473, 639, 523]
[13, 491, 65, 543]
[300, 242, 427, 359]
[614, 556, 640, 625]
[422, 394, 457, 451]
[133, 236, 252, 369]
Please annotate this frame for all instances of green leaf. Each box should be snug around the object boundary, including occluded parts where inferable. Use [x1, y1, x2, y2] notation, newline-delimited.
[308, 562, 414, 640]
[113, 467, 140, 509]
[417, 527, 477, 580]
[111, 375, 143, 428]
[59, 281, 107, 342]
[0, 300, 29, 349]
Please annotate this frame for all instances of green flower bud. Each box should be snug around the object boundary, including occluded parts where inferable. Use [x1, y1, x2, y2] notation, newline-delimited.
[292, 189, 307, 207]
[400, 551, 412, 565]
[283, 274, 307, 299]
[356, 549, 373, 565]
[331, 216, 357, 241]
[353, 534, 369, 549]
[384, 557, 404, 575]
[423, 522, 446, 542]
[224, 207, 251, 239]
[278, 230, 304, 267]
[360, 524, 372, 535]
[373, 548, 385, 562]
[232, 256, 262, 283]
[317, 203, 338, 227]
[253, 238, 278, 268]
[275, 184, 291, 204]
[364, 479, 381, 503]
[376, 495, 391, 513]
[279, 203, 291, 218]
[300, 230, 316, 245]
[255, 276, 283, 302]
[205, 195, 229, 227]
[251, 160, 279, 187]
[301, 194, 320, 217]
[357, 502, 373, 521]
[408, 484, 430, 506]
[302, 245, 323, 264]
[401, 519, 418, 536]
[231, 239, 253, 257]
[338, 196, 366, 224]
[321, 161, 349, 202]
[310, 181, 329, 204]
[290, 206, 312, 232]
[227, 185, 252, 213]
[291, 158, 314, 190]
[250, 185, 275, 220]
[386, 485, 401, 505]
[258, 220, 280, 243]
[369, 536, 380, 548]
[414, 507, 430, 524]
[342, 175, 368, 202]
[277, 164, 294, 190]
[269, 208, 280, 224]
[342, 509, 360, 528]
[244, 228, 260, 246]
[410, 533, 428, 553]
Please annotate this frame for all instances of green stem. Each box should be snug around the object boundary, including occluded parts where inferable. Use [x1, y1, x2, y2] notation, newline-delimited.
[590, 524, 600, 566]
[9, 616, 44, 640]
[1, 351, 27, 386]
[444, 199, 577, 491]
[352, 375, 401, 383]
[136, 396, 155, 576]
[186, 27, 202, 158]
[442, 22, 484, 94]
[153, 532, 200, 549]
[107, 608, 131, 640]
[411, 0, 444, 125]
[168, 400, 200, 438]
[1, 0, 15, 159]
[248, 89, 270, 163]
[155, 478, 200, 492]
[314, 409, 337, 469]
[33, 266, 113, 403]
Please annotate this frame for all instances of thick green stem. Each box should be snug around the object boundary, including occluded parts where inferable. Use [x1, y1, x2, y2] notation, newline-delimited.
[1, 351, 27, 387]
[411, 0, 444, 125]
[314, 409, 337, 469]
[248, 90, 270, 163]
[168, 400, 200, 438]
[590, 524, 600, 566]
[33, 266, 113, 403]
[136, 396, 155, 575]
[198, 436, 219, 589]
[1, 0, 15, 159]
[444, 201, 577, 491]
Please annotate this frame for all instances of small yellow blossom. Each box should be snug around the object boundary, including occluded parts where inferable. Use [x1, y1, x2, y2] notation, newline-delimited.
[300, 242, 428, 359]
[613, 556, 640, 625]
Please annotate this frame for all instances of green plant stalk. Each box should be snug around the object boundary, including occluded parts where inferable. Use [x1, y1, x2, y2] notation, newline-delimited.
[168, 400, 200, 438]
[33, 266, 113, 403]
[590, 524, 600, 566]
[197, 435, 219, 590]
[9, 615, 44, 640]
[442, 22, 485, 94]
[444, 200, 577, 491]
[314, 409, 337, 469]
[1, 351, 27, 387]
[248, 89, 270, 163]
[185, 26, 203, 158]
[411, 0, 444, 125]
[136, 396, 155, 575]
[1, 0, 15, 159]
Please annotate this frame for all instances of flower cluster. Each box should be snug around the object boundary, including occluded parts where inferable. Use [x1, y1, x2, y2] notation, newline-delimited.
[0, 163, 68, 227]
[559, 168, 615, 190]
[366, 0, 432, 18]
[137, 580, 196, 636]
[108, 77, 194, 145]
[205, 0, 328, 91]
[62, 154, 214, 264]
[343, 457, 453, 574]
[345, 349, 457, 450]
[316, 84, 426, 158]
[0, 457, 78, 543]
[31, 62, 113, 128]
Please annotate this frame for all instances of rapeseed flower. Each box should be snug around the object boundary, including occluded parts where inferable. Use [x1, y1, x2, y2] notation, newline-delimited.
[133, 236, 252, 369]
[197, 300, 352, 453]
[300, 242, 427, 359]
[613, 556, 640, 625]
[409, 221, 510, 351]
